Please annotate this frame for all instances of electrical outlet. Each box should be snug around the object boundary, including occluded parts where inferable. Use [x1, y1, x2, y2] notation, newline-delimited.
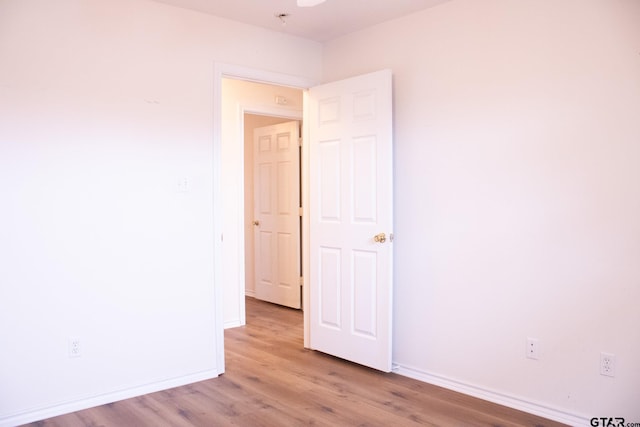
[526, 338, 540, 360]
[600, 352, 616, 377]
[68, 338, 81, 358]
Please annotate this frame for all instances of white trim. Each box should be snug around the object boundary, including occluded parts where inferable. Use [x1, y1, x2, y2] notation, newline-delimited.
[235, 105, 247, 329]
[0, 370, 218, 427]
[212, 62, 318, 371]
[212, 63, 225, 374]
[302, 90, 311, 348]
[215, 63, 316, 90]
[242, 105, 304, 121]
[224, 319, 243, 329]
[393, 364, 589, 427]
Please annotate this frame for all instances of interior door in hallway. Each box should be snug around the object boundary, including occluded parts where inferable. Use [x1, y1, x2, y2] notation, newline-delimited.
[253, 120, 301, 309]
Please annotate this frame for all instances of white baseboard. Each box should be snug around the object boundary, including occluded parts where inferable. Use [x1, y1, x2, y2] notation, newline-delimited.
[1, 369, 219, 427]
[393, 364, 588, 427]
[224, 319, 243, 329]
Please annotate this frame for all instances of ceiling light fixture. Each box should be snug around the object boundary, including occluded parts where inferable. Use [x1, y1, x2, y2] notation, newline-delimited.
[297, 0, 326, 6]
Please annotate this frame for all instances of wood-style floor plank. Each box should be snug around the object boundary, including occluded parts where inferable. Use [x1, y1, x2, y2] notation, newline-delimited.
[23, 297, 567, 426]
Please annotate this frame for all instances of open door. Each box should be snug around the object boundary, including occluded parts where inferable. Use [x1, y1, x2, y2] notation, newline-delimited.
[253, 121, 302, 309]
[308, 70, 393, 372]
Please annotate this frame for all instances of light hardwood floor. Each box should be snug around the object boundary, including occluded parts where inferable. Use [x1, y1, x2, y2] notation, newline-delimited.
[24, 297, 567, 426]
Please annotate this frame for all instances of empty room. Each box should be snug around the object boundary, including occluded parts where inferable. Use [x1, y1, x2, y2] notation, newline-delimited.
[1, 0, 639, 426]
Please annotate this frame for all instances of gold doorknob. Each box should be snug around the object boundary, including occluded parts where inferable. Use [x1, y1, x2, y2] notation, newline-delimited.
[374, 233, 386, 243]
[253, 220, 260, 226]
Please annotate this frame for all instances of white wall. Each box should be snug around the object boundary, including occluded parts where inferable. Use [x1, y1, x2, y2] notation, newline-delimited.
[221, 78, 303, 328]
[323, 0, 640, 422]
[0, 0, 320, 425]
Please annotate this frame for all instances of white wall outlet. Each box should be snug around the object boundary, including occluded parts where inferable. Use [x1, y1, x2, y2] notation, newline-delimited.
[526, 337, 540, 360]
[600, 352, 616, 377]
[68, 337, 81, 358]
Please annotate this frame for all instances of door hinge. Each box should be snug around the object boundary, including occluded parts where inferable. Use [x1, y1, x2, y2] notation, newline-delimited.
[299, 276, 304, 286]
[299, 207, 303, 216]
[298, 137, 303, 147]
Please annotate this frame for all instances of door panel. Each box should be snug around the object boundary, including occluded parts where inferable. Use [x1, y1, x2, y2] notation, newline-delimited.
[352, 136, 377, 223]
[253, 121, 301, 309]
[319, 140, 342, 221]
[309, 70, 393, 372]
[319, 247, 341, 328]
[352, 250, 377, 337]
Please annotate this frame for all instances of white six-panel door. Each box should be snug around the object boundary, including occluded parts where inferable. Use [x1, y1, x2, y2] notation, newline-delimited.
[308, 70, 393, 372]
[254, 121, 301, 309]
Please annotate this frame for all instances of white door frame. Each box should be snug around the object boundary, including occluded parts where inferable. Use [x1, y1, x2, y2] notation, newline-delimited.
[213, 62, 317, 373]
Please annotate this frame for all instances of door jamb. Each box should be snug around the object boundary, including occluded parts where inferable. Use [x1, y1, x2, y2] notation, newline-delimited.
[213, 62, 317, 373]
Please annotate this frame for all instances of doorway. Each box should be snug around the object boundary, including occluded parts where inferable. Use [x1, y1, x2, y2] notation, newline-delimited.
[214, 65, 394, 375]
[219, 75, 305, 331]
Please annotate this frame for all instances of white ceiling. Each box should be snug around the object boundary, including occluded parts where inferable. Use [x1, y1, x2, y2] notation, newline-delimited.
[151, 0, 450, 42]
